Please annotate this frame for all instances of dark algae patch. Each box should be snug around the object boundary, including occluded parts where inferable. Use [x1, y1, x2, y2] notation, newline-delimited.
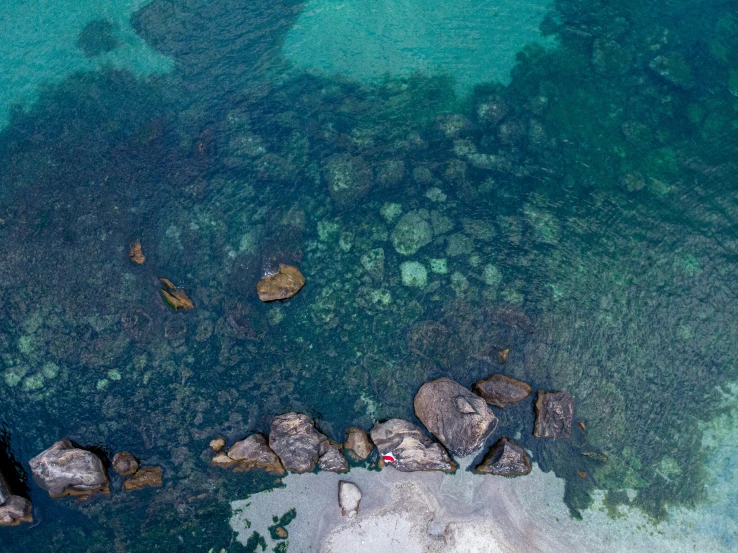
[1, 0, 738, 549]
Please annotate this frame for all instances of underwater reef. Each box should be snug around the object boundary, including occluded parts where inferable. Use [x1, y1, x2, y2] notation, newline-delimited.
[0, 0, 738, 550]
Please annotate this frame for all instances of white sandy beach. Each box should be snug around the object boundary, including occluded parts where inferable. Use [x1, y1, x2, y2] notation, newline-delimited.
[230, 453, 736, 553]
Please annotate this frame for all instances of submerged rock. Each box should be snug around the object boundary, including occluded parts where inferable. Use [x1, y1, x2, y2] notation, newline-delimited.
[123, 466, 163, 491]
[414, 378, 498, 457]
[257, 264, 305, 302]
[343, 427, 374, 460]
[209, 436, 227, 452]
[360, 248, 385, 282]
[129, 240, 145, 264]
[323, 154, 373, 206]
[29, 439, 109, 498]
[534, 391, 574, 439]
[227, 433, 284, 475]
[112, 451, 139, 476]
[391, 211, 433, 255]
[160, 278, 194, 310]
[475, 437, 531, 476]
[473, 374, 531, 408]
[370, 419, 456, 472]
[338, 481, 361, 517]
[269, 412, 332, 473]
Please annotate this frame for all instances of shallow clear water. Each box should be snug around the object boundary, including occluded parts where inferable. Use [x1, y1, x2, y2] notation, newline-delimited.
[1, 0, 737, 550]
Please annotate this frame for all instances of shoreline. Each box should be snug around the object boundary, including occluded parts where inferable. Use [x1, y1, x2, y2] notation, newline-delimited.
[231, 456, 732, 553]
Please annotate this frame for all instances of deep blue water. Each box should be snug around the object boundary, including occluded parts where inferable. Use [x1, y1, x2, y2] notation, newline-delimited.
[1, 0, 738, 551]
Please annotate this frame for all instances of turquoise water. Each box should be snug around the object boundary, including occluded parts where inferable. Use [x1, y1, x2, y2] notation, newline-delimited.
[1, 0, 738, 550]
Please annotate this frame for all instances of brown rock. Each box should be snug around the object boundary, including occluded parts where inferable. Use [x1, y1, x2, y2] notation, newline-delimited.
[129, 240, 145, 264]
[257, 264, 306, 302]
[112, 451, 139, 476]
[123, 466, 163, 491]
[414, 377, 498, 457]
[475, 437, 531, 476]
[29, 439, 109, 498]
[275, 526, 288, 539]
[160, 278, 194, 310]
[473, 374, 532, 409]
[343, 427, 374, 460]
[210, 451, 237, 469]
[0, 496, 32, 526]
[534, 391, 574, 439]
[228, 434, 284, 475]
[210, 436, 227, 452]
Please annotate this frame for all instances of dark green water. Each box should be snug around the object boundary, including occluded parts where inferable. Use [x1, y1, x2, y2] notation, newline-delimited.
[1, 0, 738, 550]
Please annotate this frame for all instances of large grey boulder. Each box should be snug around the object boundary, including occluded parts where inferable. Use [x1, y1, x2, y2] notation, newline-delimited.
[473, 374, 531, 408]
[414, 378, 498, 457]
[269, 413, 344, 473]
[29, 439, 109, 498]
[370, 419, 455, 472]
[0, 495, 32, 526]
[475, 437, 531, 476]
[228, 433, 284, 475]
[0, 471, 32, 526]
[534, 391, 574, 439]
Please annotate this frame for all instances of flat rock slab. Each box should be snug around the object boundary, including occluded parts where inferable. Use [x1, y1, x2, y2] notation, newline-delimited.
[112, 451, 139, 476]
[343, 427, 374, 460]
[475, 437, 531, 476]
[0, 495, 32, 526]
[29, 439, 109, 498]
[123, 466, 163, 491]
[534, 391, 574, 439]
[414, 377, 498, 457]
[228, 433, 284, 475]
[338, 481, 361, 517]
[370, 419, 455, 472]
[270, 412, 331, 473]
[473, 374, 531, 408]
[257, 264, 305, 302]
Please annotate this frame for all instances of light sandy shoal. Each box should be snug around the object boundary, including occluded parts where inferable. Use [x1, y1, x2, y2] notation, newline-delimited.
[230, 456, 732, 553]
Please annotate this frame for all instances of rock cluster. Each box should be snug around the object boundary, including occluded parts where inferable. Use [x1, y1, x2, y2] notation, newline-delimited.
[0, 471, 32, 527]
[29, 439, 109, 498]
[414, 377, 498, 457]
[269, 413, 347, 473]
[229, 434, 284, 474]
[370, 419, 455, 472]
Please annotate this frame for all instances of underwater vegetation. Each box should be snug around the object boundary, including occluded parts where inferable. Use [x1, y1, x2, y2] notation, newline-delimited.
[0, 0, 737, 550]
